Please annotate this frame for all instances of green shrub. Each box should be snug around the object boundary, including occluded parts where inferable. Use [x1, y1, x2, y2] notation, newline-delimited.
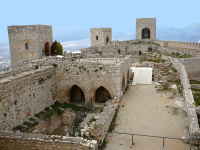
[13, 125, 25, 131]
[52, 63, 57, 68]
[44, 107, 50, 111]
[56, 108, 62, 115]
[118, 49, 121, 54]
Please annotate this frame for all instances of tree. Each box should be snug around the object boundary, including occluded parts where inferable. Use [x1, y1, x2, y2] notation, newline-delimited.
[57, 41, 63, 55]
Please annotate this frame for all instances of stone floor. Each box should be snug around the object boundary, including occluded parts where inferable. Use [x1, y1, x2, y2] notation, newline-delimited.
[105, 82, 190, 150]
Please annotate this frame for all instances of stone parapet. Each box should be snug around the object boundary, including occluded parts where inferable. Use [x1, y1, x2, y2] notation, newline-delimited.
[172, 59, 200, 138]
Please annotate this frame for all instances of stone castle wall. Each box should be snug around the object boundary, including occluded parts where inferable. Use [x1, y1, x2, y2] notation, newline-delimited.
[56, 56, 131, 103]
[172, 59, 199, 138]
[0, 56, 131, 130]
[0, 66, 56, 130]
[8, 25, 53, 67]
[0, 130, 97, 150]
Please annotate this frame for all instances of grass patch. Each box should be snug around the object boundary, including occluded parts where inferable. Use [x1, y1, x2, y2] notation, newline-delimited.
[109, 109, 118, 132]
[193, 93, 200, 106]
[190, 80, 200, 84]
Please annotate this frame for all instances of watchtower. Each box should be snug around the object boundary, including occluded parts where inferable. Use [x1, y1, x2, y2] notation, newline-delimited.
[136, 18, 156, 40]
[8, 25, 53, 67]
[90, 28, 112, 47]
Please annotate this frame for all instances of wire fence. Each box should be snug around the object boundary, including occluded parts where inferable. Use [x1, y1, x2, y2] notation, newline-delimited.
[68, 100, 93, 137]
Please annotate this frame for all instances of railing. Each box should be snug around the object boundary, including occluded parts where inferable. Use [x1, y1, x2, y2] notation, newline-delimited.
[97, 135, 106, 150]
[102, 131, 200, 150]
[68, 100, 93, 136]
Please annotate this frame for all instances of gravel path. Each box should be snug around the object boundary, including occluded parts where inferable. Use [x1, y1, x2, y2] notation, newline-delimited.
[105, 82, 190, 150]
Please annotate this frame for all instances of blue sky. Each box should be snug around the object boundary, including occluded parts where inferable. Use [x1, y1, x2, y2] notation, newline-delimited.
[1, 0, 200, 36]
[0, 0, 200, 51]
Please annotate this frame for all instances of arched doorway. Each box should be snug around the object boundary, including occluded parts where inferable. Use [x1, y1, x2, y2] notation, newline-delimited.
[50, 41, 57, 56]
[142, 28, 150, 39]
[122, 75, 125, 91]
[106, 36, 109, 44]
[68, 85, 85, 104]
[139, 51, 142, 56]
[45, 42, 49, 56]
[93, 86, 111, 103]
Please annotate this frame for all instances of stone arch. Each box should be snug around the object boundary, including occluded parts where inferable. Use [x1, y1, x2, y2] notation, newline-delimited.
[45, 42, 50, 56]
[122, 74, 125, 91]
[50, 41, 57, 56]
[66, 83, 87, 104]
[142, 27, 150, 39]
[91, 86, 113, 103]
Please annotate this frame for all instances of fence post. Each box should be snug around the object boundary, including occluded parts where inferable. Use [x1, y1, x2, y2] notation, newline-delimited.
[132, 134, 134, 145]
[163, 138, 165, 147]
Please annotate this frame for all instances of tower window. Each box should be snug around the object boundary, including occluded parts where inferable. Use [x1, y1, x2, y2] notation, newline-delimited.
[96, 36, 98, 40]
[25, 43, 29, 50]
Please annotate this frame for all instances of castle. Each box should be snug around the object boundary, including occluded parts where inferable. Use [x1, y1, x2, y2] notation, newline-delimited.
[0, 18, 200, 149]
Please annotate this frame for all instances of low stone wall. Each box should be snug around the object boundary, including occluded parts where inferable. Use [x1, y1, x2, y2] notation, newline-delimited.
[30, 110, 76, 134]
[172, 59, 199, 138]
[93, 102, 119, 141]
[34, 115, 62, 134]
[0, 130, 97, 150]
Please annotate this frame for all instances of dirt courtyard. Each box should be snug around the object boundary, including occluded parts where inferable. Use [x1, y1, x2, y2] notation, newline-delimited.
[105, 82, 190, 150]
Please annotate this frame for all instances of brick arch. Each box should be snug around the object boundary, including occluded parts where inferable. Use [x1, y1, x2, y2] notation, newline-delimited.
[65, 83, 88, 103]
[90, 84, 114, 103]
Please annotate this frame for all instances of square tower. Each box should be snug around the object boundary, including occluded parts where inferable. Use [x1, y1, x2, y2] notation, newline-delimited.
[8, 25, 53, 67]
[90, 28, 112, 47]
[136, 18, 156, 40]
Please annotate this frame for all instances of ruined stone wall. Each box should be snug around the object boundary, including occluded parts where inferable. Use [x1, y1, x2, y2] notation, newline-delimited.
[55, 56, 131, 104]
[179, 58, 200, 80]
[90, 28, 112, 47]
[8, 25, 53, 67]
[93, 102, 119, 141]
[136, 18, 156, 40]
[172, 59, 199, 138]
[0, 130, 97, 150]
[0, 66, 56, 130]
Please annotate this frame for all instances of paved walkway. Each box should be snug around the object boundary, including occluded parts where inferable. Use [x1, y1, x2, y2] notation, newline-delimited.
[105, 82, 190, 150]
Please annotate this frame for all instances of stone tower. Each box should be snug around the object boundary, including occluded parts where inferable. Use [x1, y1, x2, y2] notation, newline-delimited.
[8, 25, 53, 67]
[90, 28, 112, 47]
[136, 18, 156, 40]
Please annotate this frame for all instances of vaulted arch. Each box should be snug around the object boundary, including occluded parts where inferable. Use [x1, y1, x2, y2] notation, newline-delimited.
[92, 86, 111, 103]
[66, 84, 87, 104]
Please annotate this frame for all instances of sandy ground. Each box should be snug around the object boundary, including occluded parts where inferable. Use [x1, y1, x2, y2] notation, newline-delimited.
[105, 82, 190, 150]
